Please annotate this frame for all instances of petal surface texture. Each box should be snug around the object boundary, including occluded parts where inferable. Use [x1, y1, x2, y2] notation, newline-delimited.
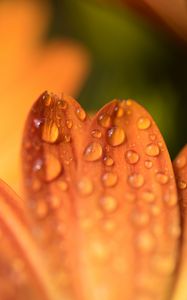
[172, 145, 187, 300]
[22, 93, 180, 300]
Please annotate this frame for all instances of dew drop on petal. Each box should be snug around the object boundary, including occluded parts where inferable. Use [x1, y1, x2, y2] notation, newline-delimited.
[102, 172, 118, 187]
[100, 195, 118, 213]
[144, 160, 153, 169]
[136, 231, 155, 253]
[98, 113, 111, 128]
[114, 105, 124, 118]
[175, 155, 187, 169]
[76, 107, 86, 121]
[137, 117, 151, 130]
[107, 126, 126, 147]
[103, 155, 114, 166]
[125, 150, 139, 164]
[164, 194, 178, 207]
[141, 191, 155, 203]
[131, 210, 150, 226]
[84, 142, 103, 161]
[178, 180, 187, 190]
[36, 200, 48, 219]
[128, 173, 144, 188]
[156, 172, 169, 184]
[45, 153, 62, 182]
[77, 178, 93, 196]
[57, 99, 68, 110]
[66, 119, 73, 129]
[152, 255, 175, 275]
[57, 179, 68, 191]
[42, 120, 59, 143]
[91, 129, 102, 138]
[145, 143, 160, 157]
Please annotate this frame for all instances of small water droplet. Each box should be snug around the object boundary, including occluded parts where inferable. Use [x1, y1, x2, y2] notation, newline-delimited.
[77, 178, 93, 196]
[136, 231, 155, 253]
[131, 210, 150, 226]
[43, 94, 52, 106]
[84, 142, 103, 161]
[169, 224, 181, 238]
[137, 117, 151, 130]
[66, 119, 73, 129]
[100, 195, 118, 213]
[125, 150, 139, 164]
[103, 220, 116, 232]
[36, 200, 48, 219]
[91, 129, 102, 138]
[128, 173, 144, 188]
[107, 126, 126, 146]
[126, 99, 132, 106]
[156, 172, 169, 184]
[45, 153, 62, 182]
[145, 143, 160, 157]
[141, 191, 155, 203]
[175, 155, 187, 169]
[98, 113, 111, 128]
[57, 179, 68, 191]
[42, 120, 59, 143]
[114, 105, 124, 118]
[144, 160, 153, 169]
[178, 180, 187, 190]
[57, 99, 67, 110]
[63, 134, 71, 143]
[90, 240, 109, 261]
[164, 194, 178, 206]
[102, 172, 118, 187]
[103, 155, 114, 166]
[76, 107, 86, 121]
[149, 134, 156, 141]
[151, 205, 160, 216]
[152, 255, 175, 275]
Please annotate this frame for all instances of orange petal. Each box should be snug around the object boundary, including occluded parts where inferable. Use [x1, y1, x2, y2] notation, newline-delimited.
[22, 93, 180, 300]
[0, 179, 62, 300]
[172, 145, 187, 300]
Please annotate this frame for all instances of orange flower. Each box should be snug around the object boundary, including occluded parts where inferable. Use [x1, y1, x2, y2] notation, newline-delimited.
[0, 0, 90, 193]
[0, 91, 186, 300]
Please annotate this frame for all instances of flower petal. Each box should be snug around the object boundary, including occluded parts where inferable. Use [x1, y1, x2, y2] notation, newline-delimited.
[22, 94, 180, 300]
[172, 145, 187, 300]
[0, 179, 62, 300]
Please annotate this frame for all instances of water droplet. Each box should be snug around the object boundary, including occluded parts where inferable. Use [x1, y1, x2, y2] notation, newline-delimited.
[36, 200, 48, 219]
[103, 220, 116, 232]
[103, 155, 114, 166]
[145, 143, 160, 157]
[84, 142, 103, 161]
[91, 129, 102, 138]
[77, 178, 93, 196]
[178, 180, 187, 190]
[102, 172, 118, 187]
[136, 231, 155, 253]
[98, 113, 111, 128]
[144, 160, 153, 169]
[131, 210, 150, 226]
[76, 107, 86, 121]
[151, 205, 160, 216]
[141, 191, 155, 203]
[33, 118, 42, 128]
[31, 178, 41, 191]
[63, 134, 71, 143]
[175, 155, 187, 169]
[149, 134, 156, 141]
[66, 119, 73, 129]
[137, 117, 151, 130]
[152, 255, 175, 275]
[33, 158, 43, 172]
[128, 173, 144, 188]
[126, 99, 132, 106]
[107, 126, 126, 146]
[43, 94, 52, 106]
[114, 105, 124, 118]
[156, 172, 169, 184]
[164, 194, 178, 206]
[50, 195, 61, 209]
[125, 150, 139, 164]
[42, 120, 59, 143]
[100, 195, 118, 213]
[169, 224, 181, 238]
[90, 240, 109, 261]
[57, 179, 68, 191]
[57, 99, 67, 110]
[45, 153, 62, 182]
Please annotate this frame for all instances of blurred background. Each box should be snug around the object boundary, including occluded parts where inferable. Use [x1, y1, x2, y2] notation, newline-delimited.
[0, 0, 187, 191]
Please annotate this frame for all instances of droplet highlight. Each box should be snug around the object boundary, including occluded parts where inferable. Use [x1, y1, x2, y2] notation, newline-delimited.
[107, 126, 126, 147]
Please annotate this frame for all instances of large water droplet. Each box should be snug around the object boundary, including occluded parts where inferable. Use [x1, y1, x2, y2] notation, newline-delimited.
[76, 107, 86, 121]
[42, 120, 59, 143]
[100, 195, 118, 213]
[145, 143, 160, 157]
[137, 117, 151, 130]
[91, 129, 102, 139]
[156, 172, 169, 184]
[36, 200, 48, 219]
[84, 142, 103, 161]
[77, 178, 93, 196]
[107, 126, 126, 146]
[102, 172, 118, 187]
[144, 160, 153, 169]
[128, 173, 144, 188]
[98, 113, 111, 128]
[125, 150, 139, 164]
[45, 153, 62, 182]
[175, 155, 187, 169]
[114, 105, 124, 118]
